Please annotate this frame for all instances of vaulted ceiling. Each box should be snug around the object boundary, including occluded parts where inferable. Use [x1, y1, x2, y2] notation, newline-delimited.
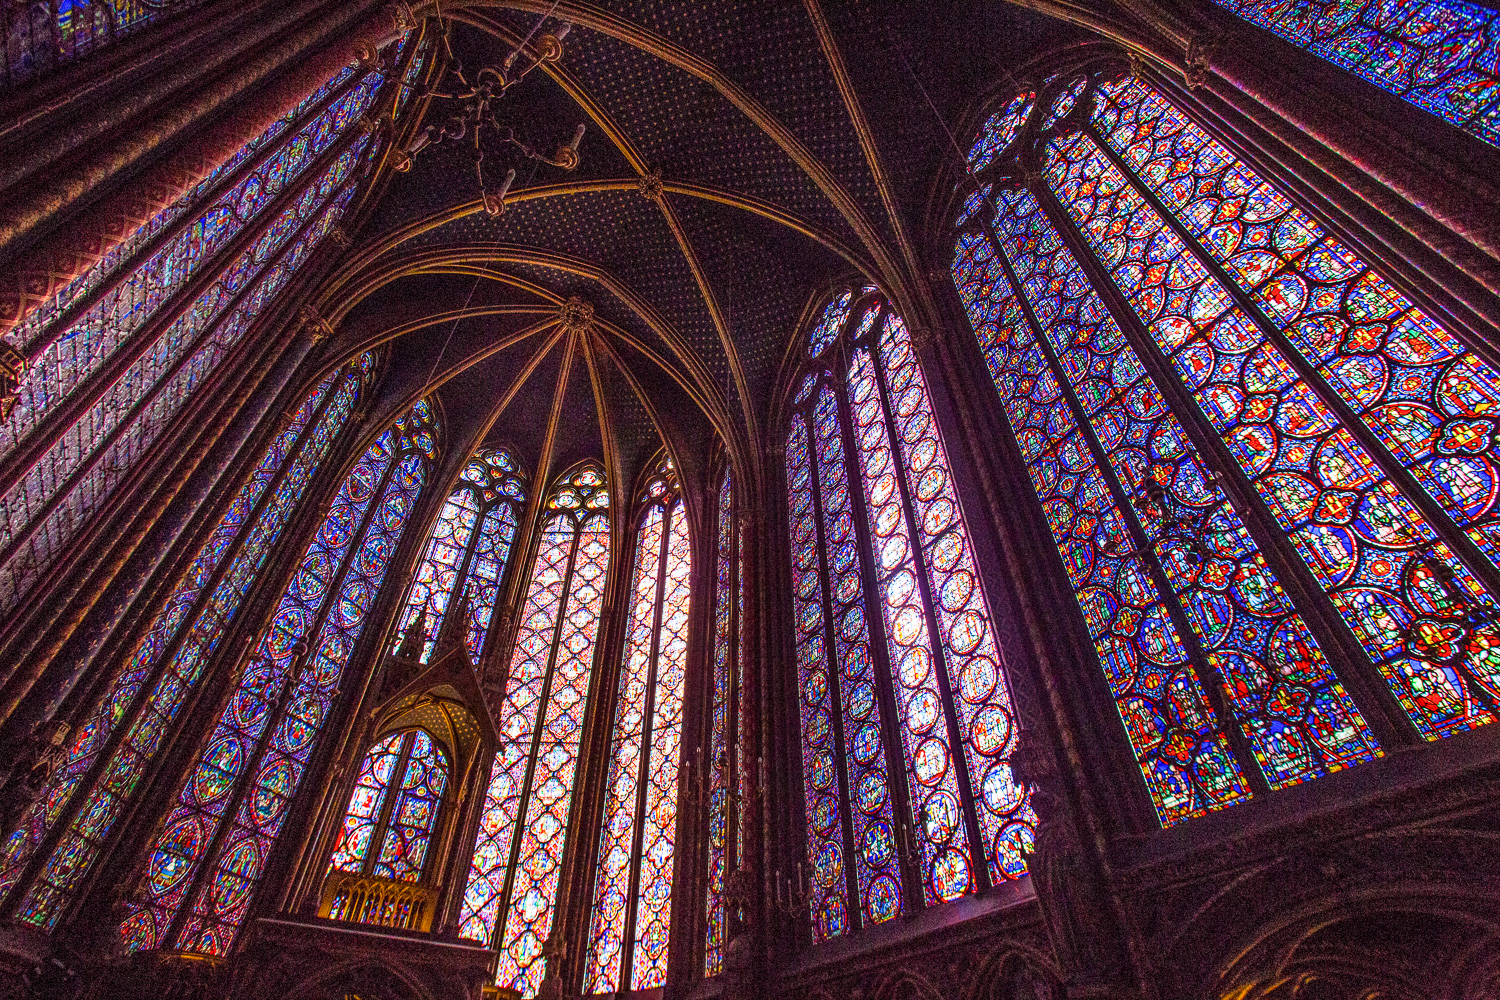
[323, 0, 1080, 501]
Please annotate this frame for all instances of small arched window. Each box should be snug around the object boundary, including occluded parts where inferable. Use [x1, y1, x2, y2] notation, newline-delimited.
[460, 463, 611, 997]
[785, 289, 1034, 945]
[329, 728, 450, 884]
[395, 448, 528, 663]
[952, 68, 1500, 826]
[585, 455, 692, 993]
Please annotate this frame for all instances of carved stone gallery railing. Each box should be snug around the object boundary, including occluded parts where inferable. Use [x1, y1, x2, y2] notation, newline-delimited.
[319, 871, 436, 932]
[3, 0, 203, 88]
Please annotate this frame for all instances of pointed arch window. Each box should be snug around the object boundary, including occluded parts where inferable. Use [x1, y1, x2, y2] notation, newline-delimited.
[585, 456, 692, 994]
[459, 464, 611, 998]
[1211, 0, 1500, 148]
[395, 447, 528, 663]
[786, 290, 1035, 945]
[118, 397, 436, 955]
[704, 465, 746, 977]
[951, 69, 1500, 826]
[0, 34, 419, 615]
[0, 353, 373, 930]
[328, 728, 450, 885]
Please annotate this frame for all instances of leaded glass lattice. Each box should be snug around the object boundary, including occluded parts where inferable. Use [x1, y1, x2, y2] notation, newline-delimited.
[951, 68, 1500, 826]
[0, 40, 411, 616]
[704, 467, 744, 976]
[117, 397, 435, 955]
[459, 464, 611, 999]
[786, 290, 1035, 943]
[1212, 0, 1500, 148]
[328, 729, 449, 885]
[585, 457, 691, 993]
[0, 354, 372, 929]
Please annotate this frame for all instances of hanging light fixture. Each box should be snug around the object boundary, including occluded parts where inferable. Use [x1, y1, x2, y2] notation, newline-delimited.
[394, 21, 586, 216]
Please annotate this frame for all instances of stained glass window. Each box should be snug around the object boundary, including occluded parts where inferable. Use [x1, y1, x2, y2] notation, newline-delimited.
[328, 728, 449, 886]
[394, 447, 528, 663]
[952, 69, 1500, 826]
[459, 463, 611, 999]
[0, 353, 373, 930]
[786, 290, 1035, 945]
[704, 466, 745, 976]
[2, 0, 205, 87]
[117, 397, 436, 956]
[0, 35, 419, 616]
[1212, 0, 1500, 148]
[584, 456, 691, 994]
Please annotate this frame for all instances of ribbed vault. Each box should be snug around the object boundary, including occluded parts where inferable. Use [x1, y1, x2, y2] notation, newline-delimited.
[304, 0, 1080, 497]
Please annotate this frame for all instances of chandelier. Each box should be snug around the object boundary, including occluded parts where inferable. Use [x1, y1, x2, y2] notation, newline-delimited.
[394, 21, 586, 216]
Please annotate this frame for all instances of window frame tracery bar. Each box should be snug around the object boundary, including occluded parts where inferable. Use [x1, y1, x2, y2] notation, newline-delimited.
[118, 399, 435, 955]
[0, 355, 371, 928]
[704, 465, 743, 976]
[584, 461, 692, 993]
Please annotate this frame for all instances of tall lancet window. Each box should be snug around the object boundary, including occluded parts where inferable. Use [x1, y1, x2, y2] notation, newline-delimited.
[952, 70, 1500, 826]
[704, 465, 746, 976]
[460, 464, 611, 998]
[119, 398, 436, 955]
[0, 353, 373, 931]
[0, 34, 418, 615]
[585, 456, 692, 994]
[394, 448, 528, 663]
[786, 290, 1035, 945]
[1210, 0, 1500, 148]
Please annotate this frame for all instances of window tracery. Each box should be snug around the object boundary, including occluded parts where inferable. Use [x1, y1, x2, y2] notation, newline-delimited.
[951, 67, 1500, 826]
[459, 463, 610, 998]
[118, 396, 436, 955]
[704, 465, 746, 977]
[786, 289, 1034, 945]
[1212, 0, 1500, 149]
[0, 353, 373, 930]
[394, 447, 528, 663]
[585, 456, 691, 994]
[0, 37, 418, 616]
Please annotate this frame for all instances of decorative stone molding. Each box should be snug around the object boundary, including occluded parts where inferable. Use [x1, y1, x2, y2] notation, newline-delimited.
[1184, 32, 1220, 90]
[298, 305, 336, 342]
[559, 296, 595, 334]
[0, 341, 25, 421]
[638, 167, 665, 204]
[386, 0, 417, 35]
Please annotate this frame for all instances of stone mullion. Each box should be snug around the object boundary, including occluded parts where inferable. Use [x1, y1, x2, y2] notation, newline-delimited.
[0, 320, 310, 733]
[917, 240, 1154, 994]
[859, 307, 992, 892]
[991, 202, 1277, 801]
[1082, 119, 1500, 620]
[0, 335, 327, 917]
[801, 391, 864, 932]
[829, 343, 934, 914]
[739, 469, 768, 981]
[1036, 129, 1427, 746]
[559, 504, 635, 997]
